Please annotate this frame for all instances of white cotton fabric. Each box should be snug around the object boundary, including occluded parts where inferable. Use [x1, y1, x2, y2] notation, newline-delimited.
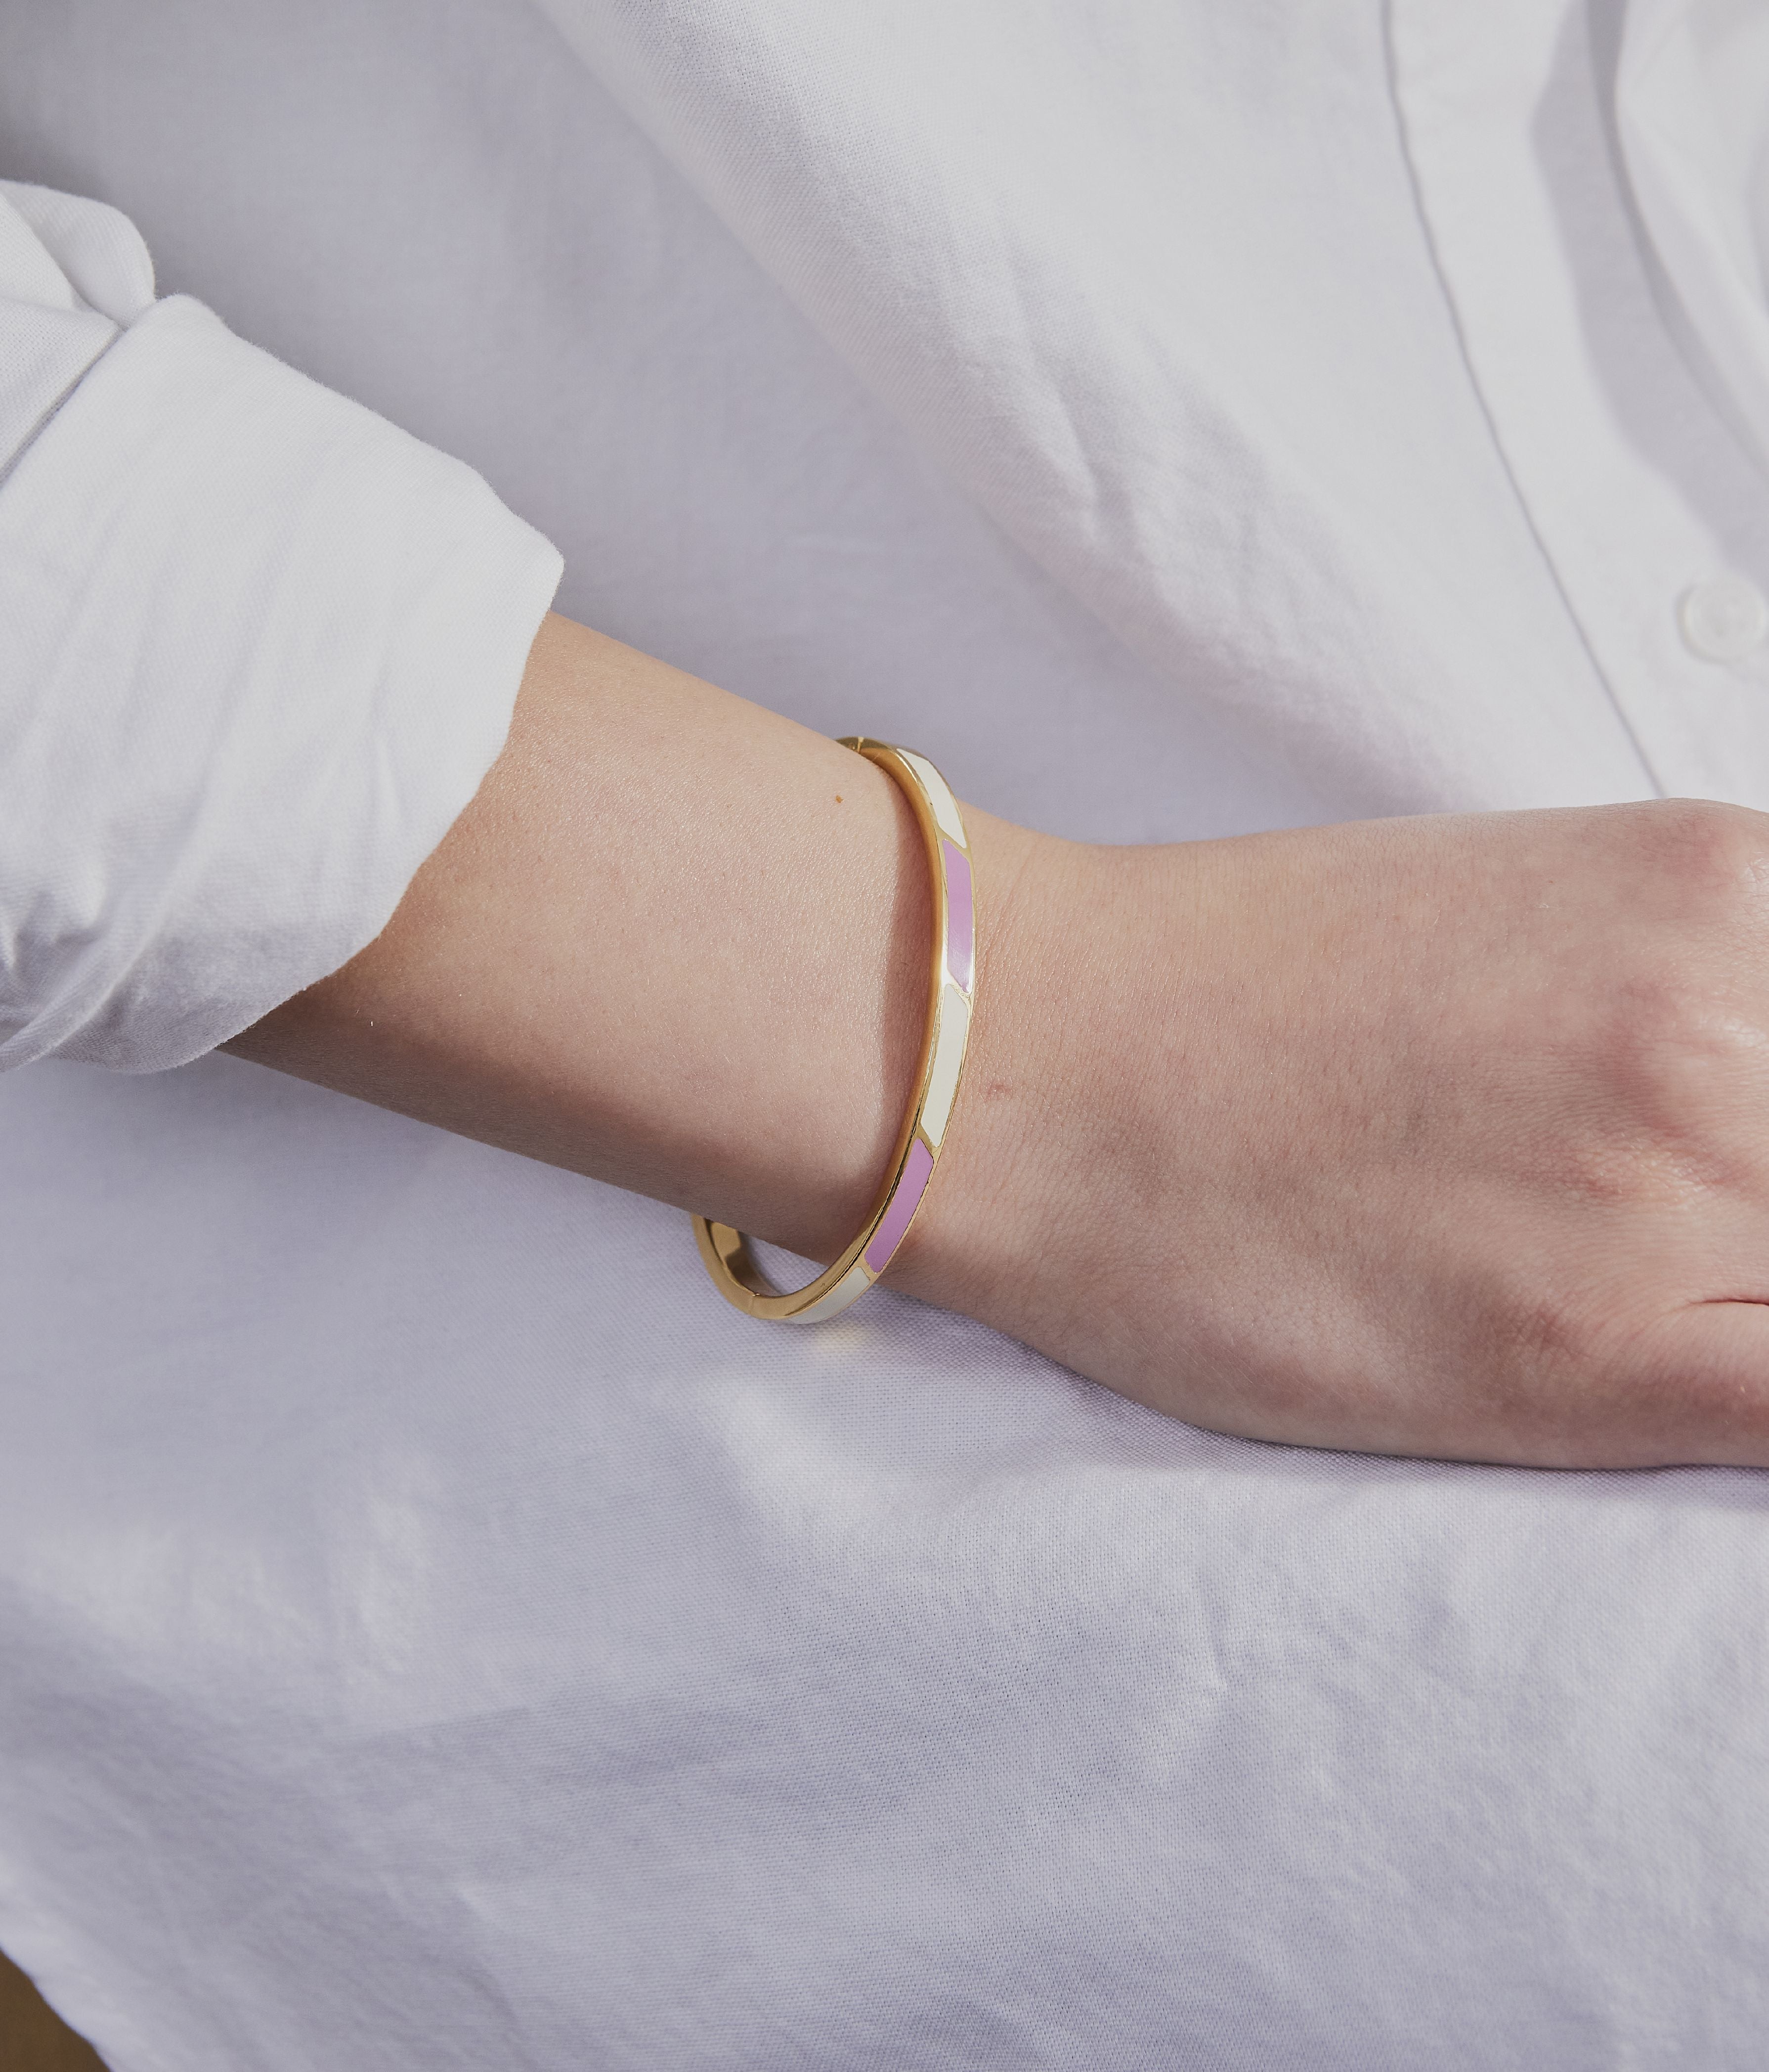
[3, 0, 1769, 2066]
[1619, 0, 1769, 479]
[0, 184, 561, 1072]
[0, 186, 120, 489]
[1, 181, 156, 327]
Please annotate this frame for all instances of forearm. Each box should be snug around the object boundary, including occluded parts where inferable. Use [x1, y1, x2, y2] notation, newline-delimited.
[228, 613, 1041, 1271]
[234, 609, 1769, 1471]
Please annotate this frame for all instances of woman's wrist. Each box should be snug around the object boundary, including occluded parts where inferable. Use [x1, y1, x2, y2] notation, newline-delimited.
[884, 811, 1084, 1313]
[230, 615, 949, 1262]
[227, 596, 1140, 1351]
[888, 827, 1179, 1356]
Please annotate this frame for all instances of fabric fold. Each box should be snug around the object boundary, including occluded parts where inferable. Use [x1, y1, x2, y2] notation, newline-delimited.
[1616, 0, 1769, 483]
[0, 255, 561, 1074]
[528, 0, 1654, 819]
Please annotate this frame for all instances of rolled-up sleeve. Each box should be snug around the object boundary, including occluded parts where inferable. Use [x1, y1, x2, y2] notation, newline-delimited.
[0, 181, 562, 1073]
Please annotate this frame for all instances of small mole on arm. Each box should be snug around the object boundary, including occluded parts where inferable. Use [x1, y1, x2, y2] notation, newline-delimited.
[835, 795, 843, 803]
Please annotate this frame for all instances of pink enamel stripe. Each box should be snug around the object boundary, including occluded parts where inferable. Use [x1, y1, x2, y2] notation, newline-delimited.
[943, 840, 974, 994]
[864, 1136, 935, 1274]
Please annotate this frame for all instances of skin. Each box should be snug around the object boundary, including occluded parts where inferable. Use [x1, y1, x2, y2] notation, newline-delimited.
[232, 613, 1769, 1469]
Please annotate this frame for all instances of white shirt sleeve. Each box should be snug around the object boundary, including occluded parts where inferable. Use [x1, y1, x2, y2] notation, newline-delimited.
[0, 181, 562, 1074]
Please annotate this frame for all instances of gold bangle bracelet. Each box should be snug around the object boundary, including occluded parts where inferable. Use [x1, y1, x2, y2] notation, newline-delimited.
[691, 738, 976, 1324]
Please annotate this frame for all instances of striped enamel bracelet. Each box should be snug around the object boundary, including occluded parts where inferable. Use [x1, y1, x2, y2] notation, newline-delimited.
[692, 737, 976, 1324]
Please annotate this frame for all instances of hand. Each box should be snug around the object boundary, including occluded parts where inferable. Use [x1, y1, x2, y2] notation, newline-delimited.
[909, 799, 1769, 1467]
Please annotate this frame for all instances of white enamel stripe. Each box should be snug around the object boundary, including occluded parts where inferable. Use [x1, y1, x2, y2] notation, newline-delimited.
[695, 738, 975, 1324]
[787, 1257, 874, 1324]
[898, 749, 967, 846]
[918, 985, 971, 1146]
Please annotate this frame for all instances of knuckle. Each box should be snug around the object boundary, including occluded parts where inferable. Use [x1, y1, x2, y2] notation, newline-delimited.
[1632, 797, 1769, 921]
[1584, 803, 1769, 1100]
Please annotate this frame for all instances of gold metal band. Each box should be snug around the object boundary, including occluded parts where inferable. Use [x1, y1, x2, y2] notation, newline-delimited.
[691, 738, 976, 1324]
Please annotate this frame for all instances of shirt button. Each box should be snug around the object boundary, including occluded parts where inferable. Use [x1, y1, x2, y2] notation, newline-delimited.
[1679, 574, 1769, 662]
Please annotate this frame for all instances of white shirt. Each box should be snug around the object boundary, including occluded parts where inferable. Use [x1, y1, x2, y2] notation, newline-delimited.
[3, 2, 1769, 2065]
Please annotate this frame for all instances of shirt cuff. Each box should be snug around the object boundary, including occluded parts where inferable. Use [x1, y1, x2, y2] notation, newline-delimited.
[0, 292, 563, 1073]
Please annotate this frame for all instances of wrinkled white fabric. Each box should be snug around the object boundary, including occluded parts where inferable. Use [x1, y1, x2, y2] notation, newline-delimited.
[0, 184, 130, 477]
[0, 184, 561, 1072]
[3, 0, 1769, 2067]
[538, 0, 1659, 816]
[1620, 0, 1769, 477]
